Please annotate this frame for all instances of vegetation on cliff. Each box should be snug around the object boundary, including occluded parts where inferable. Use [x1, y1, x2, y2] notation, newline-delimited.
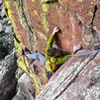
[0, 38, 8, 60]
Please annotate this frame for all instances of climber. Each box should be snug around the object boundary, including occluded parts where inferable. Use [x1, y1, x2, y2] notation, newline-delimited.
[45, 27, 81, 67]
[24, 27, 81, 79]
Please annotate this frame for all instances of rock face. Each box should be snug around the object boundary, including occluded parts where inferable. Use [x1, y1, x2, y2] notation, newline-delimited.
[0, 50, 17, 100]
[3, 0, 100, 99]
[0, 1, 35, 100]
[0, 1, 17, 100]
[35, 50, 100, 100]
[0, 0, 14, 53]
[12, 72, 35, 100]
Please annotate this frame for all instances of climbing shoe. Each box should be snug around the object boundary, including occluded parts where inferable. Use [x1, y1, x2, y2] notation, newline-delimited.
[46, 71, 52, 79]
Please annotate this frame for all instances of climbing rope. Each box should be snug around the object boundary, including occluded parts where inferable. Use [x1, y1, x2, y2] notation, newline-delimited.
[67, 49, 100, 57]
[54, 46, 100, 57]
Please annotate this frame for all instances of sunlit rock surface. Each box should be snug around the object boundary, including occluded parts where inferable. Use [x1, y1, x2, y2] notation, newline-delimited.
[3, 0, 100, 99]
[35, 50, 100, 100]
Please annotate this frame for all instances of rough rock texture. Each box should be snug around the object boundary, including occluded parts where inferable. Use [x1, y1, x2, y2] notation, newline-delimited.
[0, 1, 36, 100]
[3, 0, 100, 99]
[0, 0, 14, 53]
[35, 50, 100, 100]
[0, 49, 17, 100]
[12, 72, 35, 100]
[0, 1, 17, 100]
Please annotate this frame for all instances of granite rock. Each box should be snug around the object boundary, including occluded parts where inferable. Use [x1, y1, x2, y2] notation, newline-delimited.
[0, 49, 17, 100]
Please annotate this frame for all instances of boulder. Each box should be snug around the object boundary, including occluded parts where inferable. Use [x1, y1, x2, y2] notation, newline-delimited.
[12, 73, 35, 100]
[5, 26, 12, 33]
[0, 49, 18, 100]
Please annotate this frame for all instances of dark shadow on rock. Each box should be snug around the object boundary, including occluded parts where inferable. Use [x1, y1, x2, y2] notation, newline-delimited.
[42, 0, 59, 4]
[13, 33, 20, 44]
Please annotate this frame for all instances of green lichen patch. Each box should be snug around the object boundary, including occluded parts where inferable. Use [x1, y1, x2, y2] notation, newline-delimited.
[14, 37, 44, 95]
[3, 1, 17, 29]
[34, 10, 38, 16]
[42, 3, 49, 12]
[32, 0, 35, 2]
[40, 13, 50, 33]
[78, 0, 83, 2]
[34, 29, 47, 40]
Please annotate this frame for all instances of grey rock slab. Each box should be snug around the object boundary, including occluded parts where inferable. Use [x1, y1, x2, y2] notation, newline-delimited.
[0, 22, 3, 32]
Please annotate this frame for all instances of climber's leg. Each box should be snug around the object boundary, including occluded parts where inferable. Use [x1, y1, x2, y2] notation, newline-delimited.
[27, 53, 47, 70]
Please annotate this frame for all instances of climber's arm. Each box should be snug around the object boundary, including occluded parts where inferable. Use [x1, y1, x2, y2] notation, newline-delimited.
[53, 44, 81, 64]
[45, 34, 54, 60]
[45, 27, 60, 60]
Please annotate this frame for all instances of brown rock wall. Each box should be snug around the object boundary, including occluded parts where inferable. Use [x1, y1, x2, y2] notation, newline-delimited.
[46, 4, 81, 52]
[3, 0, 100, 98]
[3, 0, 100, 53]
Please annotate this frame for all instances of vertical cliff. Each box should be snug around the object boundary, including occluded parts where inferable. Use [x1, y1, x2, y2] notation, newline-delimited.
[0, 1, 17, 99]
[3, 0, 100, 99]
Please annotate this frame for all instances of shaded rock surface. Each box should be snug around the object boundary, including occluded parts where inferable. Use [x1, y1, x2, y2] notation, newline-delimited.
[12, 73, 35, 100]
[0, 49, 17, 100]
[0, 1, 14, 53]
[0, 1, 18, 100]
